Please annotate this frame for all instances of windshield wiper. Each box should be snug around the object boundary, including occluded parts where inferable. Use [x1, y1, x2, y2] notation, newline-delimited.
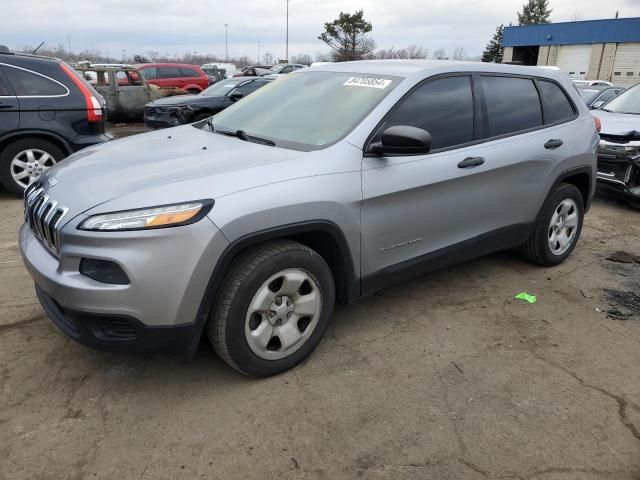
[214, 128, 276, 146]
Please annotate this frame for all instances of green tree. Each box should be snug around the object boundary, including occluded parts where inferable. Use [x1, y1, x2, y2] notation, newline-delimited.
[318, 10, 376, 62]
[517, 0, 552, 25]
[481, 24, 504, 63]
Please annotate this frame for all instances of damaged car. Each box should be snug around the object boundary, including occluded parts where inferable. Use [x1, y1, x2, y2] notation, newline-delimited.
[596, 83, 640, 208]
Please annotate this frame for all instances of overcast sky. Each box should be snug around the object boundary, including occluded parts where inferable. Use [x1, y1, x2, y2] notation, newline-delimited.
[3, 0, 639, 61]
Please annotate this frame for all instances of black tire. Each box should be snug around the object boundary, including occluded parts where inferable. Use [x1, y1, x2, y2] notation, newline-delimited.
[187, 88, 201, 95]
[0, 138, 65, 196]
[208, 240, 335, 377]
[520, 183, 584, 266]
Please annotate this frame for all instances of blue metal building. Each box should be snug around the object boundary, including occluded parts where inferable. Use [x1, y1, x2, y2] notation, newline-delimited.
[501, 17, 640, 86]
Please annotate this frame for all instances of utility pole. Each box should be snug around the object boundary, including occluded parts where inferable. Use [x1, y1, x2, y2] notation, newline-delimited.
[285, 0, 289, 61]
[258, 41, 261, 64]
[67, 35, 71, 53]
[224, 24, 229, 61]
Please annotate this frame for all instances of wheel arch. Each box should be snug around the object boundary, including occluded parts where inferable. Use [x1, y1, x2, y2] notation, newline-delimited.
[196, 220, 359, 324]
[0, 130, 73, 157]
[551, 166, 594, 213]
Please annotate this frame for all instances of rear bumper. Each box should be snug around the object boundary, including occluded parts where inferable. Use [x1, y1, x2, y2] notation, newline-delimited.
[36, 285, 203, 356]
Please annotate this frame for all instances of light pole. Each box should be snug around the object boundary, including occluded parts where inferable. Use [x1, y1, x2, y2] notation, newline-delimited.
[285, 0, 289, 61]
[67, 35, 71, 53]
[224, 24, 229, 61]
[258, 40, 261, 64]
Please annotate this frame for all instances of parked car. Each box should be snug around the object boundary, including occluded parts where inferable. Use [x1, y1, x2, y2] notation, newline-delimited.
[0, 51, 109, 195]
[136, 63, 209, 94]
[144, 77, 272, 129]
[201, 63, 239, 79]
[573, 79, 613, 87]
[19, 61, 597, 377]
[267, 63, 307, 77]
[77, 65, 190, 121]
[577, 86, 625, 109]
[595, 83, 640, 207]
[233, 66, 273, 77]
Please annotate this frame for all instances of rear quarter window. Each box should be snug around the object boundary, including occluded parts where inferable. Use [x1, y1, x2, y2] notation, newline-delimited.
[4, 65, 68, 96]
[537, 80, 576, 124]
[480, 76, 542, 137]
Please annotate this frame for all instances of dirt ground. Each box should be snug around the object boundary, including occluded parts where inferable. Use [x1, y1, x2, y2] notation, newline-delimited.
[1, 179, 639, 479]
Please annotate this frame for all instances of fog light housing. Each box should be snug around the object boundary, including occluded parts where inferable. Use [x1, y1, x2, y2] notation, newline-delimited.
[80, 258, 130, 285]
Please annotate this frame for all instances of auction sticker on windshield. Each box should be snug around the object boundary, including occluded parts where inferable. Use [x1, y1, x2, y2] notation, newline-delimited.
[343, 77, 392, 89]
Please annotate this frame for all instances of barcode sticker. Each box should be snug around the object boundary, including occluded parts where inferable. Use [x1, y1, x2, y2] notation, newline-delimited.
[343, 77, 392, 89]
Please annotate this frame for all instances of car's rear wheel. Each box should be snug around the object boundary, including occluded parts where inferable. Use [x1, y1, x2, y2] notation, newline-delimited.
[208, 240, 335, 377]
[520, 183, 584, 266]
[0, 138, 64, 196]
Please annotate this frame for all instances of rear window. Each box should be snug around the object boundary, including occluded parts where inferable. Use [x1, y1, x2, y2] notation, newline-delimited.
[480, 76, 542, 137]
[538, 80, 575, 124]
[180, 67, 200, 78]
[4, 66, 68, 96]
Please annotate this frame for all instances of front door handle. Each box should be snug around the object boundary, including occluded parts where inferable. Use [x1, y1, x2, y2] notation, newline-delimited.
[457, 156, 485, 169]
[544, 139, 563, 149]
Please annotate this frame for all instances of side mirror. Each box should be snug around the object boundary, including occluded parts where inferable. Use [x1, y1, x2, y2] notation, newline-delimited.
[229, 91, 244, 101]
[370, 125, 432, 155]
[591, 100, 605, 109]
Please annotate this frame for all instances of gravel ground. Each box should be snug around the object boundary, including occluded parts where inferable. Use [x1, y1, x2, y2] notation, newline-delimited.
[1, 178, 639, 479]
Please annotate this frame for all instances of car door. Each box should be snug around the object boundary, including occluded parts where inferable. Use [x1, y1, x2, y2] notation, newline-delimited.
[0, 68, 20, 136]
[361, 73, 551, 281]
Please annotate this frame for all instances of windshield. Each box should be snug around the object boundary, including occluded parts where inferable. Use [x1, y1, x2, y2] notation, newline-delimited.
[579, 89, 602, 104]
[208, 71, 399, 150]
[602, 83, 640, 114]
[201, 78, 244, 97]
[270, 64, 285, 73]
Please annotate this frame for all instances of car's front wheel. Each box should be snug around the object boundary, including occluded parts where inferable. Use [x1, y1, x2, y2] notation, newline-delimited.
[521, 183, 584, 266]
[0, 138, 64, 196]
[208, 240, 335, 377]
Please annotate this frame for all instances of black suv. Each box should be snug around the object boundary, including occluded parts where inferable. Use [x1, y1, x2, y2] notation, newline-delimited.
[0, 50, 109, 195]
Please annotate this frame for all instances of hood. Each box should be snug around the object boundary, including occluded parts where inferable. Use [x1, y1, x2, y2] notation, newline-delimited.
[147, 94, 201, 107]
[597, 110, 640, 137]
[40, 124, 303, 216]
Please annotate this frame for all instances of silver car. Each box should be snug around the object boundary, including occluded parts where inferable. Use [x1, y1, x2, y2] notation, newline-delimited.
[19, 61, 598, 377]
[594, 83, 640, 208]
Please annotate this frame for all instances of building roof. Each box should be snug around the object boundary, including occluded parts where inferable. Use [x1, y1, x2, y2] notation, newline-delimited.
[503, 17, 640, 47]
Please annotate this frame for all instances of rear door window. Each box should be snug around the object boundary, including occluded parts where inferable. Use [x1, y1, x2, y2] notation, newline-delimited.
[480, 76, 542, 137]
[537, 80, 575, 124]
[385, 75, 474, 150]
[158, 67, 181, 79]
[4, 66, 68, 96]
[0, 72, 11, 95]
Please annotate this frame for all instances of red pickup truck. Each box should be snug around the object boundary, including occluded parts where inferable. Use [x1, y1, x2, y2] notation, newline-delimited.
[135, 63, 209, 94]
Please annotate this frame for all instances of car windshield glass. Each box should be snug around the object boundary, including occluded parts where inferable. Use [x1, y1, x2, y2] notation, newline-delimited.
[270, 65, 285, 73]
[208, 71, 400, 150]
[579, 89, 602, 104]
[201, 79, 244, 96]
[602, 83, 640, 114]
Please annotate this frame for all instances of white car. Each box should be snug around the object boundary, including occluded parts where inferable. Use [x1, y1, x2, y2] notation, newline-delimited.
[573, 79, 613, 87]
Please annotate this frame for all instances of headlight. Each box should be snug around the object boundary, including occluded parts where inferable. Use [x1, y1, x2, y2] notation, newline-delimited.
[78, 200, 213, 231]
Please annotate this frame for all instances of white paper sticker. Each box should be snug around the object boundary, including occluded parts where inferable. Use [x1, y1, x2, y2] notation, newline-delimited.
[343, 77, 392, 89]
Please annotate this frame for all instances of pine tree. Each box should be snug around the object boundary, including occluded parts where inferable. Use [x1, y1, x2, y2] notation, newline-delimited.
[481, 25, 504, 63]
[517, 0, 552, 25]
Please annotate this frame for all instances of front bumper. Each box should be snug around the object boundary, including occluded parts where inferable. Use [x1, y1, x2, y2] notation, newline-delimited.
[596, 138, 640, 201]
[19, 215, 229, 356]
[143, 108, 189, 129]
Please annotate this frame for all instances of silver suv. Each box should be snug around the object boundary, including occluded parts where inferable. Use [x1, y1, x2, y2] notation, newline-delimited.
[19, 61, 598, 377]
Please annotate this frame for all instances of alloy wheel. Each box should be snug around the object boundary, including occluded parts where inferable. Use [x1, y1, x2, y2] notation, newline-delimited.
[10, 149, 57, 189]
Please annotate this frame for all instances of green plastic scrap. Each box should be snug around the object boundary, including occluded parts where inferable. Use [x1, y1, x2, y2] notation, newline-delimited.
[515, 292, 537, 304]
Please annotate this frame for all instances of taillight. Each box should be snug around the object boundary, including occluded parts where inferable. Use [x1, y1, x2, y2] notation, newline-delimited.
[59, 63, 103, 123]
[593, 115, 601, 133]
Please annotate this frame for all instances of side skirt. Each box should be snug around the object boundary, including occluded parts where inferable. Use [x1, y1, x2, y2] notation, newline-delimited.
[359, 223, 533, 297]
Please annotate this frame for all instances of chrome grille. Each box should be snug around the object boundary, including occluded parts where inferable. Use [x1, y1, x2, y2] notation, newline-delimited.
[23, 183, 69, 256]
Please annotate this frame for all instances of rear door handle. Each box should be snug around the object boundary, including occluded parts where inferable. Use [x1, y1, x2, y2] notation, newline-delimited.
[457, 156, 485, 169]
[544, 139, 563, 149]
